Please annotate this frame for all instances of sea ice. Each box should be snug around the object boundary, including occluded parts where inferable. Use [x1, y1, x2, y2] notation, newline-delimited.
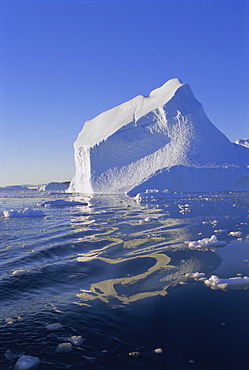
[204, 275, 249, 290]
[39, 199, 87, 207]
[14, 355, 40, 370]
[188, 235, 226, 250]
[3, 208, 44, 218]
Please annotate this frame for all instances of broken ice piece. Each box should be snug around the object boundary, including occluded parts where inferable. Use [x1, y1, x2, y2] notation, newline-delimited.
[68, 335, 85, 346]
[55, 342, 72, 353]
[46, 323, 62, 331]
[14, 355, 40, 370]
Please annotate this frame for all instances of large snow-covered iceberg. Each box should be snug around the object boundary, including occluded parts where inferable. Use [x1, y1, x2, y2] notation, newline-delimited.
[69, 78, 249, 194]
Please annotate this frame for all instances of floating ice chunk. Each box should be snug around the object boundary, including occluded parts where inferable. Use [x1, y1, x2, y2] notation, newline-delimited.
[68, 335, 85, 346]
[188, 235, 226, 250]
[46, 323, 62, 331]
[214, 229, 227, 234]
[14, 355, 40, 370]
[143, 217, 158, 222]
[228, 231, 243, 237]
[12, 270, 41, 276]
[205, 275, 249, 290]
[154, 348, 163, 354]
[55, 342, 72, 353]
[3, 208, 44, 218]
[39, 199, 87, 207]
[185, 272, 206, 280]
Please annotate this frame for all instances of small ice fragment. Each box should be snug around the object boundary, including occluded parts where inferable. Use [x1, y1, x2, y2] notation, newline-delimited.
[185, 272, 206, 281]
[229, 231, 243, 237]
[68, 335, 85, 346]
[55, 342, 72, 353]
[46, 323, 62, 331]
[6, 317, 14, 324]
[144, 217, 157, 222]
[12, 270, 26, 276]
[154, 348, 163, 354]
[14, 355, 40, 370]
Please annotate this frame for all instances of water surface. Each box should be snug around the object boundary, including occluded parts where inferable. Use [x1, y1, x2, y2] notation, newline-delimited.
[1, 191, 249, 369]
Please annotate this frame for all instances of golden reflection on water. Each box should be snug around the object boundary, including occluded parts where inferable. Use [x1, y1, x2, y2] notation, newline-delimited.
[70, 198, 206, 305]
[76, 252, 172, 304]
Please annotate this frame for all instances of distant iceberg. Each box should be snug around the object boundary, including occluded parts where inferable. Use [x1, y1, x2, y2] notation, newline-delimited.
[68, 78, 249, 194]
[0, 185, 32, 192]
[39, 182, 69, 192]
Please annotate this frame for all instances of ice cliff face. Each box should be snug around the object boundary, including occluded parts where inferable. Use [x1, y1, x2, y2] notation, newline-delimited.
[69, 78, 249, 194]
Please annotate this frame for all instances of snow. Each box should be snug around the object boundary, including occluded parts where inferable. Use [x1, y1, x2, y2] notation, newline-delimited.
[3, 208, 45, 218]
[68, 78, 249, 194]
[188, 235, 227, 250]
[204, 275, 249, 290]
[14, 355, 40, 370]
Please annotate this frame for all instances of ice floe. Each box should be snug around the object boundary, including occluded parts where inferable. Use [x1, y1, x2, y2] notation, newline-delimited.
[38, 199, 87, 207]
[188, 235, 226, 250]
[3, 208, 45, 218]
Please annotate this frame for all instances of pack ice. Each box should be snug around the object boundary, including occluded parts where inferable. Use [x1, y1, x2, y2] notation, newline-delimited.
[69, 78, 249, 194]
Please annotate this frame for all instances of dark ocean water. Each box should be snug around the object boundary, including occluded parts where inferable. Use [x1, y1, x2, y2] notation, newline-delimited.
[0, 191, 249, 369]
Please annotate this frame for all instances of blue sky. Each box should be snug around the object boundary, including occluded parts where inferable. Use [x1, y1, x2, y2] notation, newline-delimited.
[0, 0, 248, 187]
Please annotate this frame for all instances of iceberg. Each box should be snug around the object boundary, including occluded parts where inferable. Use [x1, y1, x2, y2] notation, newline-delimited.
[69, 78, 249, 194]
[38, 182, 69, 191]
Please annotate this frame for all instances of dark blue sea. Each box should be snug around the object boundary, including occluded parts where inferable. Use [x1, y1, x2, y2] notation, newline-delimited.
[1, 191, 249, 369]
